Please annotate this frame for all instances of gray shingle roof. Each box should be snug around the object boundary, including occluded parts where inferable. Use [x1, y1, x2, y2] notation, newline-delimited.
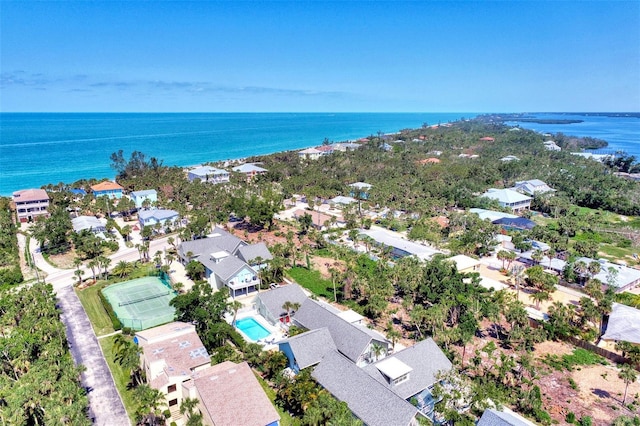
[294, 299, 388, 363]
[477, 409, 535, 426]
[138, 209, 179, 222]
[236, 243, 273, 264]
[279, 328, 336, 369]
[255, 284, 308, 320]
[312, 350, 418, 426]
[199, 255, 252, 282]
[602, 303, 640, 344]
[363, 338, 452, 399]
[179, 227, 244, 259]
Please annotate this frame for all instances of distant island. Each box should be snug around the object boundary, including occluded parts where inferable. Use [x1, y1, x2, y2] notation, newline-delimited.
[476, 113, 583, 125]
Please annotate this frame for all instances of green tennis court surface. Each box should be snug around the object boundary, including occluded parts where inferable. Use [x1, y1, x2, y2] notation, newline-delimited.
[102, 276, 177, 330]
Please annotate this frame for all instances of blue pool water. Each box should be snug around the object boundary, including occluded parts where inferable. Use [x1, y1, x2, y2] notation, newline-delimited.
[235, 317, 271, 341]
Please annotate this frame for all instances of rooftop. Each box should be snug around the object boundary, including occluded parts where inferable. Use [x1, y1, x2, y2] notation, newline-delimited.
[232, 163, 268, 173]
[279, 327, 337, 369]
[91, 181, 124, 191]
[12, 188, 49, 202]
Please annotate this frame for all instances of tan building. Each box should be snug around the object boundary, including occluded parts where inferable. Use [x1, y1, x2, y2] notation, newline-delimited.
[12, 188, 50, 223]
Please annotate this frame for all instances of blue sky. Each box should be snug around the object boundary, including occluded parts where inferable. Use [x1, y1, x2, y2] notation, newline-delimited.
[1, 1, 639, 112]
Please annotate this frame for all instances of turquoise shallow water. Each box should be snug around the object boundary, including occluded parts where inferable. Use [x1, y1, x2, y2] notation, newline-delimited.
[0, 112, 469, 195]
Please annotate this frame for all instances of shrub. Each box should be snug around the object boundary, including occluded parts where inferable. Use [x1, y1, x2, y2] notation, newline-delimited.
[579, 416, 592, 426]
[98, 289, 122, 331]
[565, 412, 576, 423]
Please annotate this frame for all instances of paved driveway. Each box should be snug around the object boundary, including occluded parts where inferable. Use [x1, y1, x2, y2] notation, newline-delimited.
[57, 286, 130, 426]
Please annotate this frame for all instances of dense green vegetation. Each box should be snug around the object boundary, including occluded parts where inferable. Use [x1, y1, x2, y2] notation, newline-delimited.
[0, 198, 23, 287]
[0, 283, 90, 425]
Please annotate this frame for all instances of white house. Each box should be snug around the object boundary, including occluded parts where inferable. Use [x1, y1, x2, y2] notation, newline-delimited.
[138, 209, 179, 229]
[187, 166, 230, 184]
[231, 163, 268, 181]
[298, 147, 323, 161]
[543, 140, 561, 151]
[512, 180, 555, 196]
[481, 188, 532, 213]
[12, 189, 50, 223]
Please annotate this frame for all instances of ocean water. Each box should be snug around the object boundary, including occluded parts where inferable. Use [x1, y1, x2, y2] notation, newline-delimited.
[0, 112, 468, 196]
[504, 113, 640, 156]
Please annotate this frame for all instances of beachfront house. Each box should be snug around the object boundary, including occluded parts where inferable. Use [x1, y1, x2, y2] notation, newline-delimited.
[481, 188, 532, 213]
[187, 166, 230, 184]
[231, 163, 268, 181]
[130, 189, 157, 208]
[138, 209, 179, 229]
[90, 181, 124, 199]
[12, 188, 50, 223]
[543, 140, 562, 151]
[135, 322, 212, 423]
[298, 147, 323, 161]
[512, 179, 555, 196]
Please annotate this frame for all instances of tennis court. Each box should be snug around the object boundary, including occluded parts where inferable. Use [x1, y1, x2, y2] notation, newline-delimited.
[102, 276, 177, 330]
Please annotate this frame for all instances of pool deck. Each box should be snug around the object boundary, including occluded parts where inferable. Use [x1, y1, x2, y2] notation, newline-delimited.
[229, 309, 288, 350]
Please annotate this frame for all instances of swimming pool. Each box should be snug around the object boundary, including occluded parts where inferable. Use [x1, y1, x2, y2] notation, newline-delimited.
[235, 317, 271, 341]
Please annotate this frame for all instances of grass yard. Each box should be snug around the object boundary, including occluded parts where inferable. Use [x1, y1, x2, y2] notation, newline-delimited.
[255, 373, 298, 426]
[286, 267, 334, 299]
[99, 335, 137, 423]
[76, 281, 115, 336]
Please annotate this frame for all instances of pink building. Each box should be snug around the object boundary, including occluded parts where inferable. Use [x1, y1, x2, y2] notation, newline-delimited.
[12, 189, 50, 223]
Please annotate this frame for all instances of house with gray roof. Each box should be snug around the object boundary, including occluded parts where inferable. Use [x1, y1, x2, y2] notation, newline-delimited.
[481, 188, 532, 213]
[278, 328, 337, 372]
[198, 251, 260, 298]
[254, 283, 308, 326]
[187, 166, 230, 184]
[232, 163, 268, 181]
[312, 350, 423, 426]
[178, 227, 245, 263]
[477, 408, 536, 426]
[293, 298, 390, 366]
[602, 303, 640, 344]
[139, 209, 179, 230]
[363, 338, 452, 417]
[236, 242, 273, 268]
[575, 257, 640, 292]
[72, 215, 107, 234]
[512, 179, 555, 196]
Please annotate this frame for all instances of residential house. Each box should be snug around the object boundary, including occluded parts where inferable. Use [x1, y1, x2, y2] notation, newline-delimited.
[187, 166, 230, 184]
[492, 216, 536, 231]
[480, 136, 495, 142]
[253, 283, 308, 326]
[469, 208, 518, 222]
[477, 408, 536, 426]
[135, 322, 212, 423]
[363, 338, 453, 417]
[329, 195, 357, 206]
[292, 209, 343, 231]
[278, 327, 337, 373]
[90, 181, 124, 199]
[481, 188, 532, 213]
[138, 209, 179, 229]
[333, 142, 362, 151]
[448, 254, 481, 274]
[184, 361, 280, 426]
[359, 228, 442, 261]
[349, 182, 372, 200]
[236, 242, 273, 269]
[312, 350, 423, 426]
[500, 155, 520, 162]
[543, 140, 561, 151]
[130, 189, 157, 208]
[293, 298, 390, 367]
[512, 179, 555, 196]
[298, 147, 322, 161]
[574, 257, 640, 293]
[315, 145, 334, 156]
[12, 188, 50, 223]
[601, 303, 640, 345]
[178, 227, 271, 297]
[71, 215, 107, 234]
[417, 158, 441, 165]
[232, 163, 268, 181]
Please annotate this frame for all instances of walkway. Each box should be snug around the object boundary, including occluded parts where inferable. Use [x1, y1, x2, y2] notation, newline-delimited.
[56, 285, 130, 426]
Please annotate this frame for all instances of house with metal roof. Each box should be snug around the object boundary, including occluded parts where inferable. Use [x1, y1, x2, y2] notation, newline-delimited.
[574, 257, 640, 292]
[298, 147, 323, 161]
[232, 163, 268, 180]
[349, 181, 372, 199]
[481, 188, 532, 213]
[469, 208, 518, 222]
[293, 298, 390, 366]
[187, 166, 230, 184]
[512, 179, 555, 196]
[90, 181, 124, 199]
[71, 215, 107, 234]
[602, 303, 640, 344]
[477, 408, 536, 426]
[130, 189, 157, 208]
[359, 228, 443, 261]
[12, 188, 50, 223]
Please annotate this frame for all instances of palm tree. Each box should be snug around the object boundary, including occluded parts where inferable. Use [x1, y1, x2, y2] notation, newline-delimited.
[370, 343, 386, 362]
[73, 268, 85, 286]
[618, 363, 638, 405]
[113, 334, 143, 386]
[531, 249, 543, 266]
[121, 224, 132, 242]
[112, 260, 133, 278]
[282, 301, 300, 324]
[180, 397, 203, 426]
[98, 255, 112, 279]
[385, 321, 401, 352]
[88, 258, 99, 282]
[229, 300, 243, 326]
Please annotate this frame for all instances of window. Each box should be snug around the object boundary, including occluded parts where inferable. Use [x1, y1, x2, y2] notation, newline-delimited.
[168, 399, 178, 407]
[167, 384, 177, 393]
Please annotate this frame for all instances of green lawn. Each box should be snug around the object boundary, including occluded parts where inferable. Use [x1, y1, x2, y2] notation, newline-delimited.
[255, 373, 298, 426]
[76, 281, 115, 336]
[286, 267, 334, 299]
[598, 244, 638, 263]
[99, 335, 138, 423]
